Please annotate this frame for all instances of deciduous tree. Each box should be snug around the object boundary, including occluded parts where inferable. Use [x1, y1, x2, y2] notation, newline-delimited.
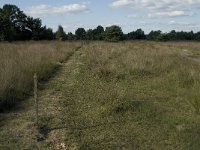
[55, 25, 67, 40]
[75, 28, 86, 40]
[104, 25, 123, 42]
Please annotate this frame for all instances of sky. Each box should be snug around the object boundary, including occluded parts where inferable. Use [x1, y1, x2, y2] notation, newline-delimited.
[1, 0, 200, 33]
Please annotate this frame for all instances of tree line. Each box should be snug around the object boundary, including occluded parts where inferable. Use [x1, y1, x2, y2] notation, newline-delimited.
[1, 4, 200, 42]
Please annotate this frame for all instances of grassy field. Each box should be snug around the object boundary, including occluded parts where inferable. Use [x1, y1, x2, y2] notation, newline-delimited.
[0, 41, 80, 111]
[0, 41, 200, 149]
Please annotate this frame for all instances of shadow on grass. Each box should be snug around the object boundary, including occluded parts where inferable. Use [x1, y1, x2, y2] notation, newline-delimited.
[36, 120, 119, 142]
[50, 121, 119, 132]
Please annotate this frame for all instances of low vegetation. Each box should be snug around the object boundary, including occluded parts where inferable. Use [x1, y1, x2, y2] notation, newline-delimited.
[0, 41, 80, 111]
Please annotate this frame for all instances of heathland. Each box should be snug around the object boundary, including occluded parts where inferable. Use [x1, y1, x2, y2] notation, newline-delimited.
[0, 41, 200, 149]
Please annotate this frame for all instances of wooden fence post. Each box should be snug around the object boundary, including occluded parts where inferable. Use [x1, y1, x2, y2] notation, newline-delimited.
[34, 73, 38, 126]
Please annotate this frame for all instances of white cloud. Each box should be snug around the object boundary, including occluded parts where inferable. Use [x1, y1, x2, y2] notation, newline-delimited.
[148, 10, 192, 17]
[112, 0, 134, 8]
[111, 0, 200, 17]
[167, 20, 200, 28]
[26, 4, 89, 17]
[169, 20, 176, 25]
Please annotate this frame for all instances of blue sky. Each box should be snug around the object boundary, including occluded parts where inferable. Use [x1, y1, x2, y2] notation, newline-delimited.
[1, 0, 200, 33]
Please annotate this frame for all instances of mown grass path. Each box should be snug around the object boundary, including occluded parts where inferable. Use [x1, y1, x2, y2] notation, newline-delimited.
[36, 47, 86, 149]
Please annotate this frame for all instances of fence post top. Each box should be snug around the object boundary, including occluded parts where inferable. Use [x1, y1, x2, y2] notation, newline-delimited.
[34, 73, 37, 78]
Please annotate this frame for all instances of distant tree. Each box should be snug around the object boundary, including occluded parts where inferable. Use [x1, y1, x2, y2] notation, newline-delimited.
[55, 25, 66, 40]
[123, 34, 128, 40]
[127, 31, 135, 40]
[0, 4, 55, 41]
[2, 4, 34, 41]
[93, 25, 104, 40]
[67, 32, 76, 40]
[135, 29, 146, 39]
[104, 25, 123, 42]
[26, 17, 42, 30]
[0, 4, 26, 41]
[0, 8, 5, 40]
[166, 30, 177, 41]
[187, 31, 194, 40]
[40, 26, 54, 40]
[26, 16, 41, 40]
[174, 31, 194, 41]
[96, 25, 104, 33]
[147, 30, 162, 41]
[86, 29, 94, 40]
[195, 32, 200, 41]
[75, 28, 86, 40]
[127, 29, 146, 40]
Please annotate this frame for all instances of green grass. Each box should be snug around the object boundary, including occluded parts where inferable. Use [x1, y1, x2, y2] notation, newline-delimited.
[0, 41, 200, 149]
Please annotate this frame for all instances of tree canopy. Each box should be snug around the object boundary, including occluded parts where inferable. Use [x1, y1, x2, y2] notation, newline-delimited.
[75, 28, 86, 40]
[0, 4, 54, 41]
[104, 25, 123, 42]
[127, 29, 146, 40]
[55, 25, 67, 41]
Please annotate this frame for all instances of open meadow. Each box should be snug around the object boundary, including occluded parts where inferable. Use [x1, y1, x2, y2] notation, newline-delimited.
[0, 41, 200, 149]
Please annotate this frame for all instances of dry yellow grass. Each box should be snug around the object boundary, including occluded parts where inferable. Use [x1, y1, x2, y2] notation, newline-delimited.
[85, 41, 200, 114]
[0, 41, 80, 110]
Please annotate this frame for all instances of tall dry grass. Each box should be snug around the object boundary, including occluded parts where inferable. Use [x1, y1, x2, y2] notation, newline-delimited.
[85, 41, 200, 114]
[0, 41, 80, 110]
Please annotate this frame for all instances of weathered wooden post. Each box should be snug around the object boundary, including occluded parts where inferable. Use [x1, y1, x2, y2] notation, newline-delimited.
[34, 73, 38, 126]
[81, 40, 84, 47]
